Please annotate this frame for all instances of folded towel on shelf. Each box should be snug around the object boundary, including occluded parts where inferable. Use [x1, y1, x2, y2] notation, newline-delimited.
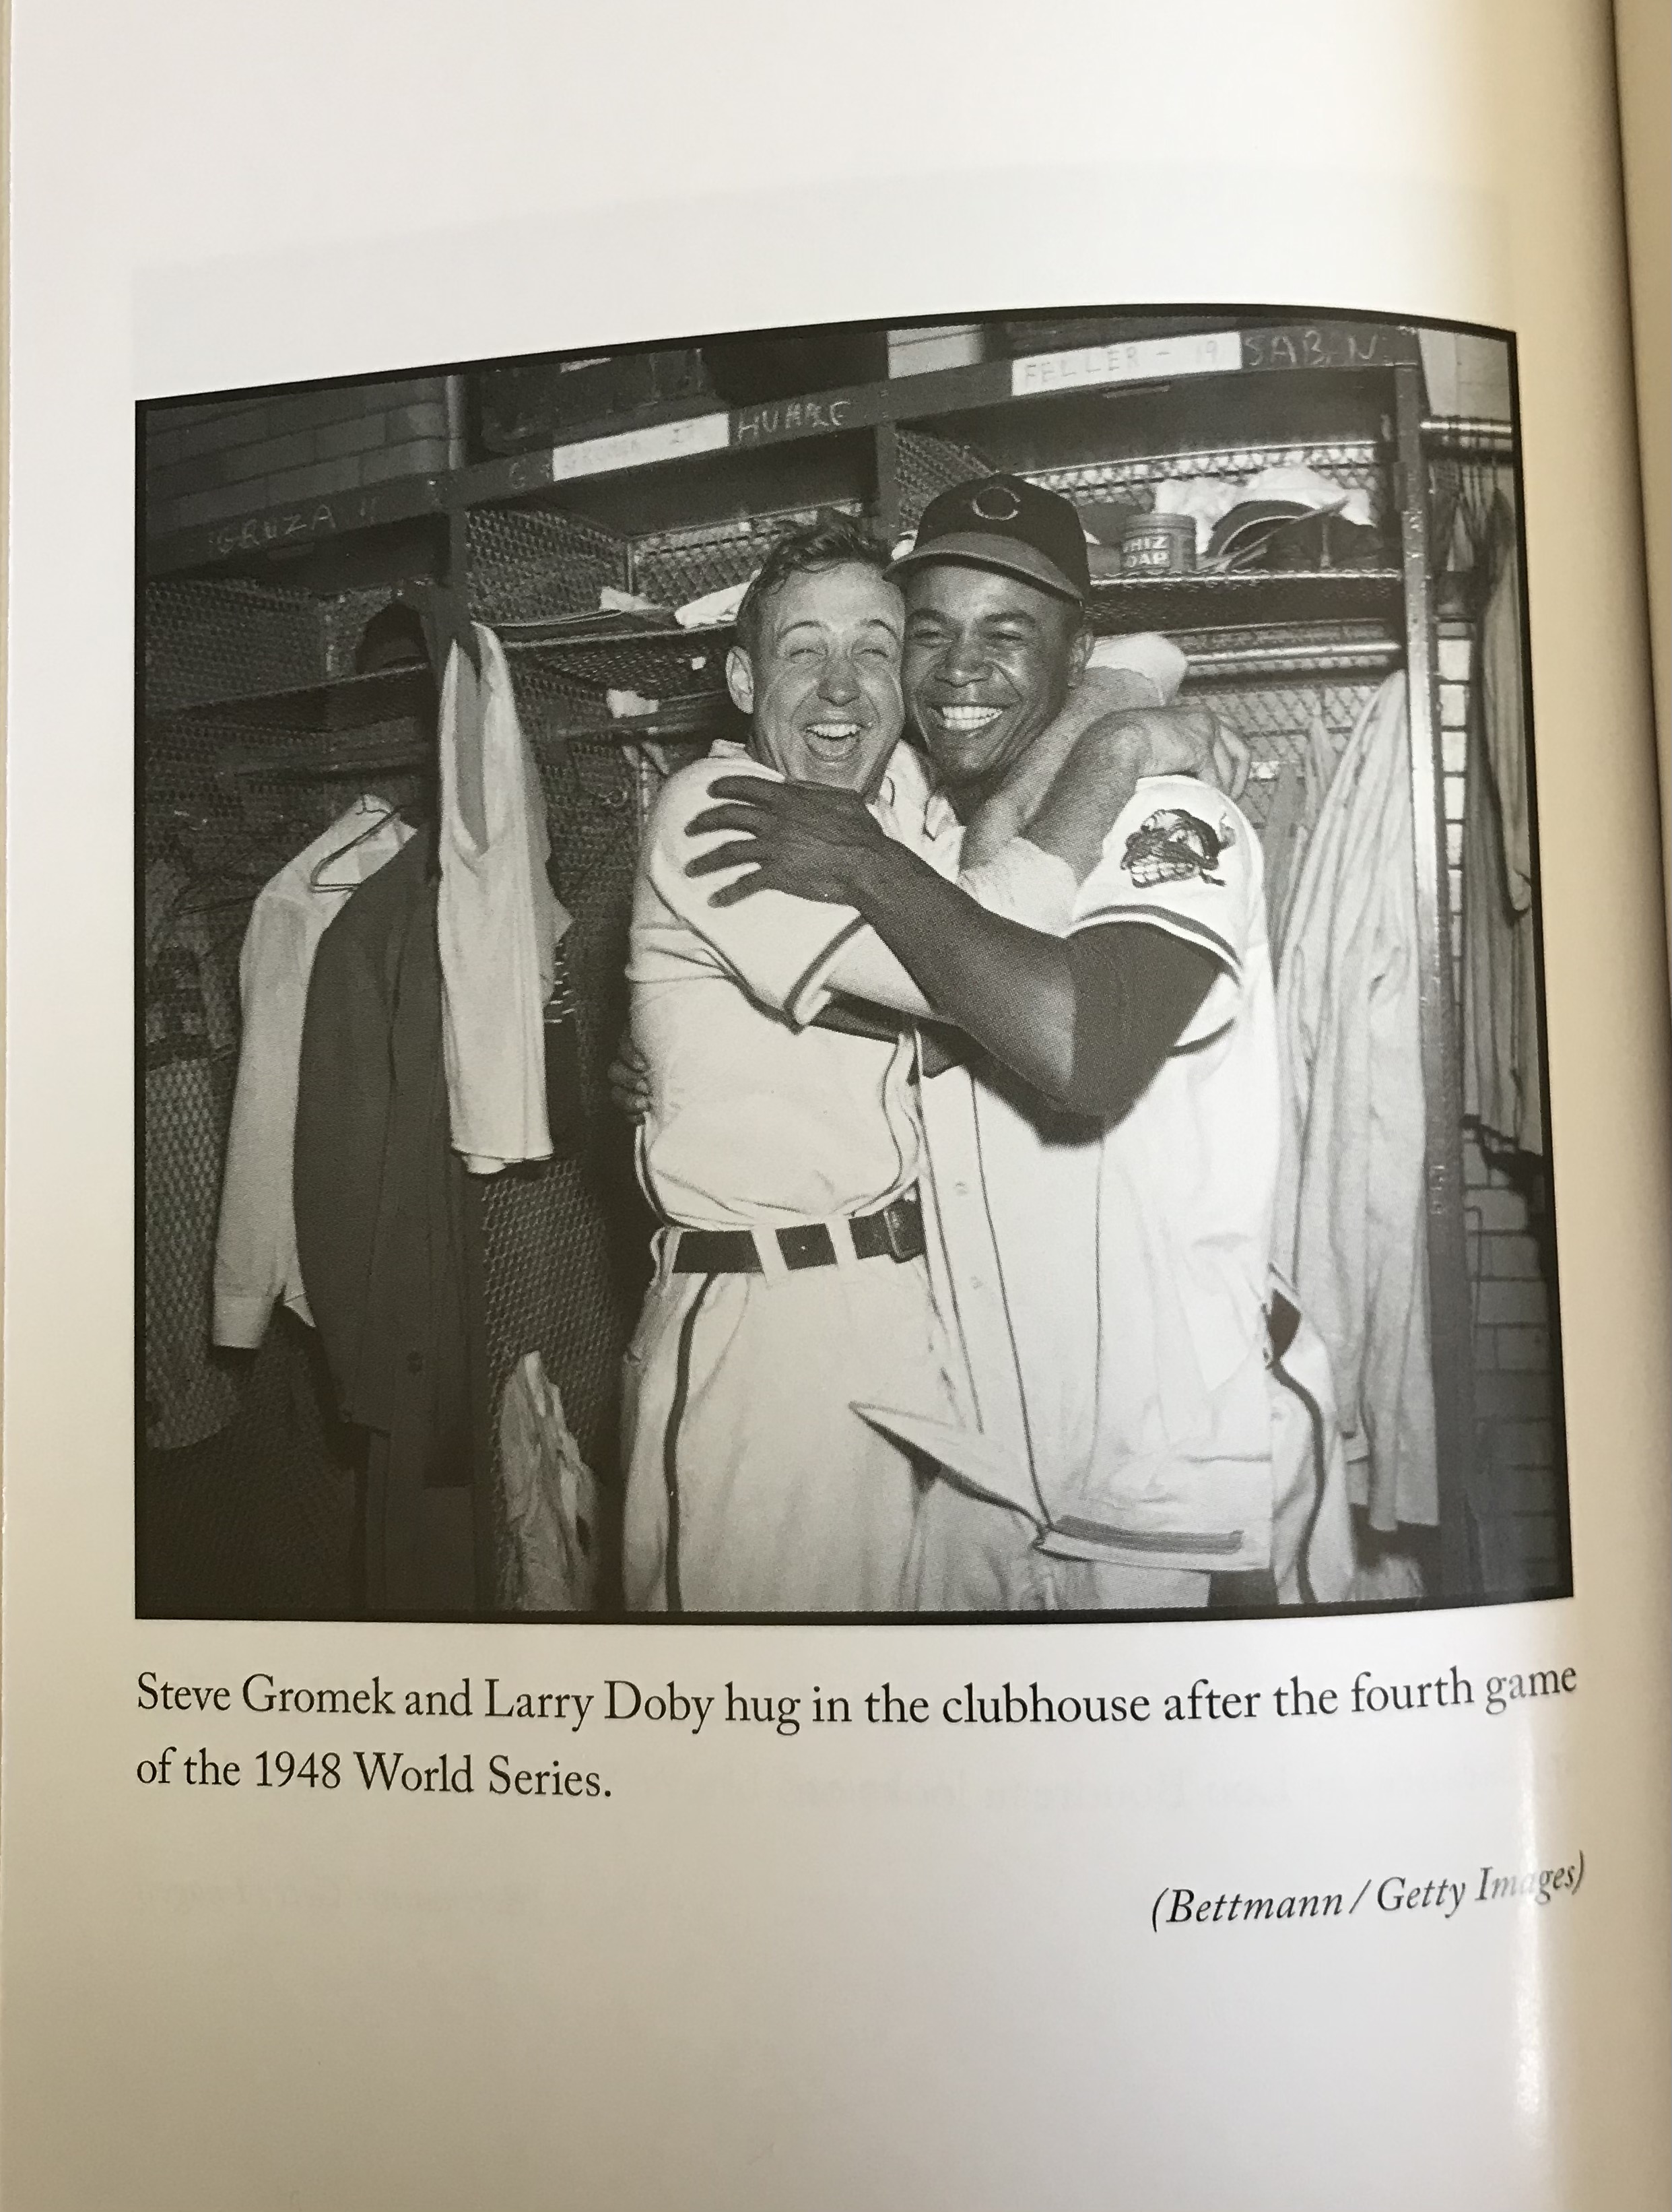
[675, 578, 754, 629]
[1153, 476, 1242, 554]
[598, 586, 673, 617]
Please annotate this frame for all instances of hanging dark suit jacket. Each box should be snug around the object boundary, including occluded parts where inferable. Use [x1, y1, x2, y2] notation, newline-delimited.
[294, 829, 482, 1499]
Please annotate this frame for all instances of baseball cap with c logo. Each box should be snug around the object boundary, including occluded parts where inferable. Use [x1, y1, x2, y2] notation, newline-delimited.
[888, 473, 1091, 603]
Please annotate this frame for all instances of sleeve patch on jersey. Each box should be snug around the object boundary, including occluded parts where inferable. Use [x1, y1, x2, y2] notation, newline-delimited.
[1121, 806, 1234, 888]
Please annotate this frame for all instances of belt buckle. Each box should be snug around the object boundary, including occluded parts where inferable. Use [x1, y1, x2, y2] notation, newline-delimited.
[876, 1196, 915, 1263]
[777, 1223, 834, 1270]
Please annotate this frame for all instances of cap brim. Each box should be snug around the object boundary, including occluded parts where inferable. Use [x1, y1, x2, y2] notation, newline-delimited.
[888, 529, 1086, 604]
[1205, 499, 1314, 560]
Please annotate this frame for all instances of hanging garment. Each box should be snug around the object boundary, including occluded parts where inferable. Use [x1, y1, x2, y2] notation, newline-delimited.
[437, 624, 572, 1174]
[1303, 703, 1339, 830]
[1463, 531, 1543, 1154]
[1272, 672, 1437, 1530]
[1262, 703, 1345, 956]
[213, 797, 413, 1348]
[495, 1351, 600, 1611]
[1261, 761, 1307, 953]
[145, 857, 242, 1451]
[294, 830, 484, 1613]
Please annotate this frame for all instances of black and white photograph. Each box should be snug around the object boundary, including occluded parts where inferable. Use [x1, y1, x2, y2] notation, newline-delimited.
[137, 308, 1567, 1623]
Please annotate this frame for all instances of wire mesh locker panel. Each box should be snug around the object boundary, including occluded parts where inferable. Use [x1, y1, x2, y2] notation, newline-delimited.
[627, 502, 867, 609]
[145, 578, 442, 713]
[893, 428, 994, 527]
[145, 579, 330, 713]
[467, 506, 628, 625]
[1184, 673, 1384, 833]
[506, 631, 732, 720]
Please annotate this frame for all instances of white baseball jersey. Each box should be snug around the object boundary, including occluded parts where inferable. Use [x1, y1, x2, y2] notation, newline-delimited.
[629, 740, 928, 1231]
[869, 775, 1283, 1579]
[621, 738, 960, 1613]
[1052, 774, 1279, 1563]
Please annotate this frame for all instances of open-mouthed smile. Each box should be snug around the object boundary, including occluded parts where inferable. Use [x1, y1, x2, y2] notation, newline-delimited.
[927, 703, 1005, 734]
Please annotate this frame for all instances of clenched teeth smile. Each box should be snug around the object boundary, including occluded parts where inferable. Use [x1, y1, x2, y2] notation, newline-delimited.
[933, 705, 1003, 731]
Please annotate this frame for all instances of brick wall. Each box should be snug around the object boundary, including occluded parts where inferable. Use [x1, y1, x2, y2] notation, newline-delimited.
[1465, 1133, 1562, 1595]
[145, 378, 452, 538]
[1440, 622, 1565, 1597]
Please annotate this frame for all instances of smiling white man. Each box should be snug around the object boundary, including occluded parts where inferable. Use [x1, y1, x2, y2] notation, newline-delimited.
[619, 515, 966, 1613]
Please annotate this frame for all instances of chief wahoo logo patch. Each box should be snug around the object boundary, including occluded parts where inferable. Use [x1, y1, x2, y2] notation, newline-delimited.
[1121, 808, 1232, 888]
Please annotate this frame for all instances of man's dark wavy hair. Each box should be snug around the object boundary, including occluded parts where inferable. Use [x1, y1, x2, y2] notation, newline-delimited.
[731, 511, 893, 661]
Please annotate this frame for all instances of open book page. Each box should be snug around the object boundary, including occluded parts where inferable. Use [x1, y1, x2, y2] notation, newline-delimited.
[3, 3, 1668, 2209]
[1612, 0, 1671, 915]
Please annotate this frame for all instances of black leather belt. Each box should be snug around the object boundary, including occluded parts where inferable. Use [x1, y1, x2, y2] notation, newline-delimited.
[670, 1192, 924, 1274]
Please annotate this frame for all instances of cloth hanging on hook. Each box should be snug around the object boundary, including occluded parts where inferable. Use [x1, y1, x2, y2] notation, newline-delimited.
[213, 795, 414, 1349]
[437, 623, 576, 1173]
[294, 828, 486, 1548]
[1273, 672, 1438, 1531]
[1462, 516, 1543, 1155]
[1262, 762, 1307, 954]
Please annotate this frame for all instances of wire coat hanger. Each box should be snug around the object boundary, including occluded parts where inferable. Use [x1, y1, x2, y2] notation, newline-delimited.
[308, 798, 402, 892]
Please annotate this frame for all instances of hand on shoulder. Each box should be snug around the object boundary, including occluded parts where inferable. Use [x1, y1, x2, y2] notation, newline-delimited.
[1064, 704, 1250, 804]
[1020, 705, 1248, 882]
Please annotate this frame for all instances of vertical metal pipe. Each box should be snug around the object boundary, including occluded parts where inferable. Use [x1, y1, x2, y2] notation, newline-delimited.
[442, 375, 471, 600]
[443, 374, 469, 472]
[1396, 360, 1476, 1596]
[875, 421, 902, 544]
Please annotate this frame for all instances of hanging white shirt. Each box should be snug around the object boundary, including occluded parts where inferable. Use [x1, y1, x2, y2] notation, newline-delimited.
[213, 795, 413, 1348]
[1273, 672, 1437, 1528]
[437, 624, 570, 1175]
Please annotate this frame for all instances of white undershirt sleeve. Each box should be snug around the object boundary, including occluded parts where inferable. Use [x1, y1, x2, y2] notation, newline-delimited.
[960, 838, 1079, 932]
